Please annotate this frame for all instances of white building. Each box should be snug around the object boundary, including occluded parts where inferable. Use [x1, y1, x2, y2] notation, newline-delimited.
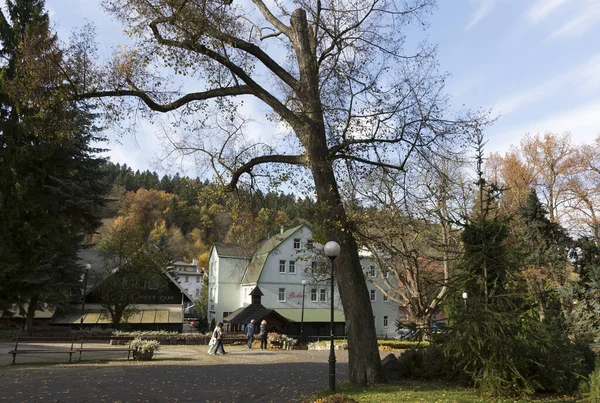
[170, 259, 204, 311]
[208, 225, 404, 338]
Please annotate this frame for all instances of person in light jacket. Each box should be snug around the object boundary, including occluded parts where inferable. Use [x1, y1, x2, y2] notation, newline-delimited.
[209, 322, 226, 355]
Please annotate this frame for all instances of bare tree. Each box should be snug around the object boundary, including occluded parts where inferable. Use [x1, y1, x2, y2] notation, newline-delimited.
[350, 146, 467, 331]
[57, 0, 484, 383]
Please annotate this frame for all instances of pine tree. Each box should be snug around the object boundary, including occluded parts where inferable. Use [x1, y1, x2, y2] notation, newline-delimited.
[0, 0, 106, 329]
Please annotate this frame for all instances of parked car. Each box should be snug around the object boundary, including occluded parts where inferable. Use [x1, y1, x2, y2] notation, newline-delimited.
[394, 328, 418, 341]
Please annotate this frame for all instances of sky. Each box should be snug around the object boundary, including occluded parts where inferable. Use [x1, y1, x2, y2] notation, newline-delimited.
[44, 0, 600, 176]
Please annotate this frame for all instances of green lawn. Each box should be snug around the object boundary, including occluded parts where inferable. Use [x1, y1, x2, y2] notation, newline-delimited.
[311, 380, 577, 403]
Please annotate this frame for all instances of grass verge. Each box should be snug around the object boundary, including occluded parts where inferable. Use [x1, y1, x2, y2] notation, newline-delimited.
[308, 379, 577, 403]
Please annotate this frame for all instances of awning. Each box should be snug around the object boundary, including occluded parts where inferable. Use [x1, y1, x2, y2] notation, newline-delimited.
[274, 308, 345, 323]
[51, 304, 184, 325]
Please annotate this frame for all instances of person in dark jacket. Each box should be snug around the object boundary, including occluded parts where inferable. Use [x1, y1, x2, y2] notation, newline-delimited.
[259, 320, 268, 350]
[246, 319, 255, 349]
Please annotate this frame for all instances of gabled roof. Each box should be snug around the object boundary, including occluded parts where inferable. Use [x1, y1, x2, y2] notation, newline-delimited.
[78, 249, 194, 303]
[241, 225, 304, 284]
[223, 303, 290, 326]
[223, 304, 273, 325]
[212, 243, 251, 259]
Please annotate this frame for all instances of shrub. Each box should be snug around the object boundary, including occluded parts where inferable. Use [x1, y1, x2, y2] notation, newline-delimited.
[396, 345, 455, 381]
[377, 340, 429, 350]
[580, 362, 600, 403]
[129, 337, 161, 353]
[444, 294, 594, 397]
[70, 327, 117, 336]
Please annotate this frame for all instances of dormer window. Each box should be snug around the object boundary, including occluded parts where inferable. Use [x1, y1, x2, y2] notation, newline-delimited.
[368, 266, 376, 277]
[293, 238, 301, 249]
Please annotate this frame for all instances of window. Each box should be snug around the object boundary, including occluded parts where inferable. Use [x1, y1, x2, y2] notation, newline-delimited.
[307, 239, 314, 248]
[185, 276, 189, 282]
[383, 294, 388, 302]
[196, 276, 200, 283]
[370, 289, 376, 302]
[311, 289, 317, 302]
[293, 238, 301, 249]
[320, 289, 327, 302]
[383, 316, 389, 327]
[289, 260, 296, 274]
[195, 289, 200, 297]
[279, 260, 286, 273]
[368, 266, 376, 277]
[278, 288, 286, 302]
[311, 261, 318, 273]
[144, 279, 158, 290]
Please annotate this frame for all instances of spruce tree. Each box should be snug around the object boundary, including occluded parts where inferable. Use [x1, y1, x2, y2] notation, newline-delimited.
[517, 189, 571, 322]
[0, 0, 106, 329]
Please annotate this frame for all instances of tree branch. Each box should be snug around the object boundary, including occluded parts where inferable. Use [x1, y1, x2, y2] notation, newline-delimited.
[226, 153, 308, 190]
[147, 18, 302, 127]
[252, 0, 291, 37]
[77, 85, 253, 113]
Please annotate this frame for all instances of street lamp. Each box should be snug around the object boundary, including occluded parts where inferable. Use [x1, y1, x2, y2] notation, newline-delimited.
[462, 291, 468, 308]
[80, 263, 91, 327]
[324, 240, 341, 392]
[300, 279, 307, 343]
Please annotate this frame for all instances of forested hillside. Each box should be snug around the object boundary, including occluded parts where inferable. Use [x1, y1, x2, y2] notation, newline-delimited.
[94, 162, 317, 267]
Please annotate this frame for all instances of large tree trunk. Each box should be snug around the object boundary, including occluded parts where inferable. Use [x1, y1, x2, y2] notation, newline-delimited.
[25, 294, 39, 334]
[289, 9, 385, 384]
[310, 148, 385, 384]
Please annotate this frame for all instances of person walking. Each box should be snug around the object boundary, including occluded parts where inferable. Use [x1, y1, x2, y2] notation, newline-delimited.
[259, 319, 268, 350]
[209, 322, 226, 355]
[246, 319, 255, 349]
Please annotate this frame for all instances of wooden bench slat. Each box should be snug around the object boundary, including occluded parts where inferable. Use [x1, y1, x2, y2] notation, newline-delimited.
[8, 335, 134, 364]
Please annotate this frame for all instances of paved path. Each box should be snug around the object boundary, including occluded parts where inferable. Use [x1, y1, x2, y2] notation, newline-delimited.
[0, 344, 356, 402]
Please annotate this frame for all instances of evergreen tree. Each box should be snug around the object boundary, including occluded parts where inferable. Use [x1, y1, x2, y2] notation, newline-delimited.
[517, 189, 571, 322]
[570, 237, 600, 341]
[441, 136, 590, 396]
[0, 0, 106, 329]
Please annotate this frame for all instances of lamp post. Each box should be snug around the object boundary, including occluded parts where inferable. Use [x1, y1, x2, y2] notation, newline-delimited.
[462, 291, 468, 308]
[324, 240, 341, 392]
[300, 279, 307, 343]
[80, 263, 91, 327]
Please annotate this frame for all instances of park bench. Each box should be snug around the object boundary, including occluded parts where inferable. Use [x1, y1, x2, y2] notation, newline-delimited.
[75, 335, 135, 362]
[8, 336, 78, 364]
[8, 335, 136, 364]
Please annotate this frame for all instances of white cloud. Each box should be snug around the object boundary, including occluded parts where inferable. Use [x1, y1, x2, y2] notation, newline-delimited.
[465, 0, 496, 30]
[489, 100, 600, 154]
[550, 1, 600, 38]
[526, 0, 571, 23]
[575, 53, 600, 92]
[493, 52, 600, 116]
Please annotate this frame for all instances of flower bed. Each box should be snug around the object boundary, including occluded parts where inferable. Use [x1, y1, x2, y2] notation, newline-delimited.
[268, 333, 299, 350]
